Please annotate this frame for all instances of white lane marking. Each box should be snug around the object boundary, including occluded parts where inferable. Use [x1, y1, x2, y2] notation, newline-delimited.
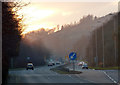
[103, 71, 117, 83]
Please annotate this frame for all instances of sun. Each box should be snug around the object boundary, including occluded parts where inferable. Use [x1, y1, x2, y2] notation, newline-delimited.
[17, 4, 56, 34]
[22, 8, 55, 22]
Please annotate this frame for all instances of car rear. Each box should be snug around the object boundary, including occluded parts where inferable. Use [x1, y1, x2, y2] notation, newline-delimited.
[82, 64, 88, 69]
[48, 62, 53, 66]
[26, 63, 34, 70]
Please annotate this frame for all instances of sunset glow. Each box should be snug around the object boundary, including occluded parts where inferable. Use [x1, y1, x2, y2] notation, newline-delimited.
[22, 23, 56, 34]
[17, 2, 118, 34]
[17, 5, 57, 34]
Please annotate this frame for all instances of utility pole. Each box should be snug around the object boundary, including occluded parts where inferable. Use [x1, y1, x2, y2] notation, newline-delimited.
[73, 60, 75, 71]
[114, 18, 117, 66]
[102, 23, 105, 67]
[95, 29, 98, 67]
[89, 32, 92, 66]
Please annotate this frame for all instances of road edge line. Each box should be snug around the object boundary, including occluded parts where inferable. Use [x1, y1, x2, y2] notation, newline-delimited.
[103, 71, 117, 84]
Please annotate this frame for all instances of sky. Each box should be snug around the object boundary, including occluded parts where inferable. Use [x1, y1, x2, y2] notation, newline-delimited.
[16, 1, 119, 34]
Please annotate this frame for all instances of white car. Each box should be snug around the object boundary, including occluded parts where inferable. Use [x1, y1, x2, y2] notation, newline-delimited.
[51, 61, 55, 65]
[26, 63, 34, 70]
[82, 64, 88, 69]
[78, 61, 85, 66]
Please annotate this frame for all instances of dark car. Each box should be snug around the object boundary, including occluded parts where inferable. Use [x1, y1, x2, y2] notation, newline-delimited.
[82, 64, 88, 69]
[51, 62, 55, 65]
[48, 62, 53, 66]
[26, 63, 34, 70]
[56, 61, 61, 65]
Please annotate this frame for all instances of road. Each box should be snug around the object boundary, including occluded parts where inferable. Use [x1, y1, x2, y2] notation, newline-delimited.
[66, 64, 118, 83]
[8, 64, 114, 84]
[103, 70, 119, 83]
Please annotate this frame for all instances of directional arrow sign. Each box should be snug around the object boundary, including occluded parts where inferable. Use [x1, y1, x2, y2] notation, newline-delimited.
[69, 52, 77, 60]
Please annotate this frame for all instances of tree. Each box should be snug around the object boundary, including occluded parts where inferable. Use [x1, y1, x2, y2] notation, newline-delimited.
[2, 2, 27, 84]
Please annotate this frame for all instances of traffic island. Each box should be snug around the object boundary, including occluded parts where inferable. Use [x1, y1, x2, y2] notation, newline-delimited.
[50, 65, 82, 74]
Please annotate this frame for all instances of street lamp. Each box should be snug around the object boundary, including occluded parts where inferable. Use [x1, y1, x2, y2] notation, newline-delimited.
[95, 29, 98, 67]
[114, 17, 117, 66]
[93, 25, 98, 67]
[97, 20, 105, 67]
[102, 23, 105, 67]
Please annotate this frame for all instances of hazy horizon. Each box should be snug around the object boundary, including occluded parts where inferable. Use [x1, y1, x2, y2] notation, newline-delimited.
[17, 2, 118, 34]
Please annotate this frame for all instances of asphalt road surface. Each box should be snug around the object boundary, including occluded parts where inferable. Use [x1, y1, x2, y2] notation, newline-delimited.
[8, 65, 114, 84]
[67, 64, 118, 83]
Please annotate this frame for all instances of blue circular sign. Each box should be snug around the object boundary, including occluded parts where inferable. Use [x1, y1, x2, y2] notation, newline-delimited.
[69, 52, 77, 60]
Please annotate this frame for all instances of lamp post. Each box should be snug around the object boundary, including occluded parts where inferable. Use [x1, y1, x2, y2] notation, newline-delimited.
[102, 23, 105, 67]
[114, 18, 117, 66]
[95, 29, 98, 67]
[97, 20, 105, 67]
[92, 25, 98, 67]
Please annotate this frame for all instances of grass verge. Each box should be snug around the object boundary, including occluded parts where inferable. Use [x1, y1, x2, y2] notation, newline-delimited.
[88, 66, 120, 70]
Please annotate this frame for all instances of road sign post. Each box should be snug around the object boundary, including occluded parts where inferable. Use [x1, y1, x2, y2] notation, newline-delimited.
[69, 52, 77, 71]
[73, 60, 75, 71]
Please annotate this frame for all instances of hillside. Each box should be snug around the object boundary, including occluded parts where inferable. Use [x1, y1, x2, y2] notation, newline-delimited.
[86, 13, 118, 67]
[24, 13, 114, 61]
